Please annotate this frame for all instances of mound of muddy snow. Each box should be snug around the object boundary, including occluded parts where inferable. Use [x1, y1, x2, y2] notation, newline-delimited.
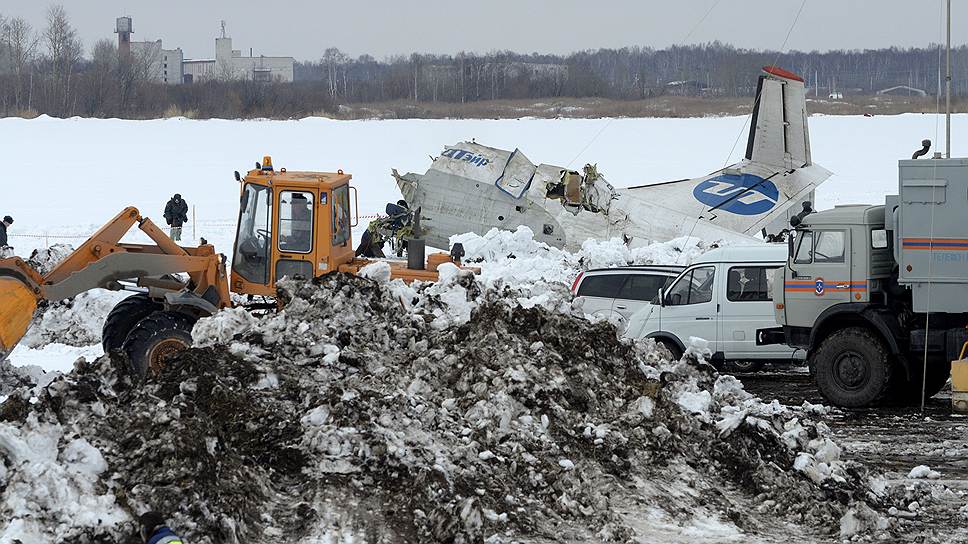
[0, 274, 899, 542]
[26, 243, 75, 275]
[21, 290, 130, 349]
[451, 226, 718, 287]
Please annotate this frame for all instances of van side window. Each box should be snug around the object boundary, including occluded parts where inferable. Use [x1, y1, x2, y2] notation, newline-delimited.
[616, 274, 668, 302]
[666, 266, 715, 306]
[727, 267, 777, 302]
[577, 274, 625, 298]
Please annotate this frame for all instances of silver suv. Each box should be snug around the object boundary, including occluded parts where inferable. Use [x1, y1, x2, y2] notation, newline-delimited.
[572, 265, 684, 326]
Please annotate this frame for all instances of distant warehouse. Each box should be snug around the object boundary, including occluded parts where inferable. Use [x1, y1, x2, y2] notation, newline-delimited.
[116, 17, 294, 84]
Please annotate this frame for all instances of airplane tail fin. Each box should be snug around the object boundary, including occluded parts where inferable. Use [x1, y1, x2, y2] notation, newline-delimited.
[621, 66, 830, 240]
[746, 66, 812, 170]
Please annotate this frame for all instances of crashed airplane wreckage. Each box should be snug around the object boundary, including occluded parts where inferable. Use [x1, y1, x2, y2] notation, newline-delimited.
[383, 67, 831, 252]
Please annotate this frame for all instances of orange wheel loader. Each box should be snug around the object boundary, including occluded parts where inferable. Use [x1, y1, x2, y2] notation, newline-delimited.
[0, 157, 470, 375]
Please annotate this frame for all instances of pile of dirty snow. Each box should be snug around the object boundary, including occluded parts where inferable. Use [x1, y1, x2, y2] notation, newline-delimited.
[0, 272, 908, 543]
[451, 226, 716, 287]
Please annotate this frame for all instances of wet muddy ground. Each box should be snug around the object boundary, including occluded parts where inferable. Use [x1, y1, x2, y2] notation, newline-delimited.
[738, 368, 968, 542]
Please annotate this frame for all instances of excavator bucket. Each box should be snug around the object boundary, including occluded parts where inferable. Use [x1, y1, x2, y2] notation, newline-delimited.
[0, 276, 39, 359]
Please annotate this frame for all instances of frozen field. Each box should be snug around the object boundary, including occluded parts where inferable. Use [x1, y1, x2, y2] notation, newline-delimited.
[0, 112, 965, 256]
[1, 113, 966, 542]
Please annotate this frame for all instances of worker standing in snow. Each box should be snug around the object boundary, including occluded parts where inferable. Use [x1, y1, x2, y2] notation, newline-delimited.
[139, 511, 184, 543]
[0, 215, 13, 251]
[163, 194, 189, 241]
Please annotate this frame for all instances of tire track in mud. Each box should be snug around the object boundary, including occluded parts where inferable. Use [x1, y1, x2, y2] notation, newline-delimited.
[738, 369, 968, 542]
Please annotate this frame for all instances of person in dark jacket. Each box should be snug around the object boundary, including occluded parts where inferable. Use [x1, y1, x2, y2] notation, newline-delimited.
[0, 215, 13, 249]
[139, 511, 184, 543]
[163, 194, 189, 241]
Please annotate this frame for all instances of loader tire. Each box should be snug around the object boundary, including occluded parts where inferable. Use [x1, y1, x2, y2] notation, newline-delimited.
[123, 311, 196, 378]
[102, 294, 162, 354]
[812, 327, 893, 408]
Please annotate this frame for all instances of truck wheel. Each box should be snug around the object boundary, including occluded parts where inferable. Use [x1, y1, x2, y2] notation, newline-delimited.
[102, 294, 162, 354]
[812, 327, 893, 407]
[724, 360, 765, 373]
[123, 311, 196, 378]
[655, 339, 683, 361]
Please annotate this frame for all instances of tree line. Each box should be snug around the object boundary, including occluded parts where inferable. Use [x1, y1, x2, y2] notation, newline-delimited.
[0, 5, 964, 119]
[298, 44, 966, 103]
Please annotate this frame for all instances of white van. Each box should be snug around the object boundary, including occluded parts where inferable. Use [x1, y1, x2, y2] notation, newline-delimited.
[623, 245, 803, 371]
[572, 265, 684, 326]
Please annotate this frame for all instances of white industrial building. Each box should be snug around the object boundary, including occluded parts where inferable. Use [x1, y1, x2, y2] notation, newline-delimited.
[116, 18, 293, 84]
[116, 17, 184, 85]
[183, 24, 294, 83]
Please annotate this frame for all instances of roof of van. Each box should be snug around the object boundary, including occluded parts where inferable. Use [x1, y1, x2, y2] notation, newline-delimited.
[694, 244, 787, 264]
[585, 264, 685, 274]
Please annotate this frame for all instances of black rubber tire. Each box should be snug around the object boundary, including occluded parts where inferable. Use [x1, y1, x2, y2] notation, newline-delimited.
[812, 327, 893, 408]
[724, 360, 765, 373]
[122, 311, 197, 378]
[102, 294, 162, 354]
[656, 339, 683, 361]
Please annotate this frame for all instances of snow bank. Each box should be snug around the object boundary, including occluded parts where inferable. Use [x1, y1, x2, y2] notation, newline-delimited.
[452, 225, 715, 288]
[0, 273, 896, 542]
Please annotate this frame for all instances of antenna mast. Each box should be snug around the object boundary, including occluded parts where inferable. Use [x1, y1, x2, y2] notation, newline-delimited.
[946, 0, 951, 158]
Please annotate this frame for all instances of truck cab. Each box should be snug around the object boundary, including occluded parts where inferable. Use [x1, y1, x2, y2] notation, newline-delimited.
[773, 158, 968, 407]
[775, 205, 893, 347]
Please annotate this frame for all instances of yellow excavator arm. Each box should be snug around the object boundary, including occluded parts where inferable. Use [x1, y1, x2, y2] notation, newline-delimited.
[0, 207, 231, 359]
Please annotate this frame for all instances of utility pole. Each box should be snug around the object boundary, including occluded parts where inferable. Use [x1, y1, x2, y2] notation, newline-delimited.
[945, 0, 952, 158]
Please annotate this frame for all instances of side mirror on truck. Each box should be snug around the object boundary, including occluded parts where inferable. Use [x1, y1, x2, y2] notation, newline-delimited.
[657, 288, 665, 307]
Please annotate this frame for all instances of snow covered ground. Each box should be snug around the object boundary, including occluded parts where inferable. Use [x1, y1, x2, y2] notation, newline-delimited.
[1, 112, 964, 378]
[0, 108, 966, 540]
[1, 112, 965, 258]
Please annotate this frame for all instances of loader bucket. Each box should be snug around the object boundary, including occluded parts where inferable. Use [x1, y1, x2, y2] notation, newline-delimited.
[0, 276, 39, 359]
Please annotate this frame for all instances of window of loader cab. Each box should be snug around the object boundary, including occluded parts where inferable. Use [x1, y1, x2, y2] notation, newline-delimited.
[232, 183, 271, 284]
[278, 191, 314, 254]
[727, 266, 778, 302]
[665, 266, 715, 306]
[576, 274, 626, 299]
[332, 185, 352, 247]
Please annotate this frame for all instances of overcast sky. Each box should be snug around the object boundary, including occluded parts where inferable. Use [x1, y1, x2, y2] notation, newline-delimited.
[1, 0, 964, 61]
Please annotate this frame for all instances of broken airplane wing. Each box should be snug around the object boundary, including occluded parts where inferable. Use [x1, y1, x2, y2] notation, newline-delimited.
[392, 66, 831, 252]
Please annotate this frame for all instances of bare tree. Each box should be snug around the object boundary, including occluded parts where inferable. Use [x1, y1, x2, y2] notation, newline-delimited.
[84, 38, 116, 115]
[43, 5, 82, 116]
[2, 17, 39, 112]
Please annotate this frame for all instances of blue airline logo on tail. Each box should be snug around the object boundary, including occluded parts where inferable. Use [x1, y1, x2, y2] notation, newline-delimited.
[693, 173, 779, 216]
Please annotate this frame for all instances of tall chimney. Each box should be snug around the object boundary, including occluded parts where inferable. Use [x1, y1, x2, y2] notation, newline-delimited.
[116, 16, 133, 59]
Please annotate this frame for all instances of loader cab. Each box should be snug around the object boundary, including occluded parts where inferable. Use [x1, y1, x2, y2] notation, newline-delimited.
[231, 159, 357, 297]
